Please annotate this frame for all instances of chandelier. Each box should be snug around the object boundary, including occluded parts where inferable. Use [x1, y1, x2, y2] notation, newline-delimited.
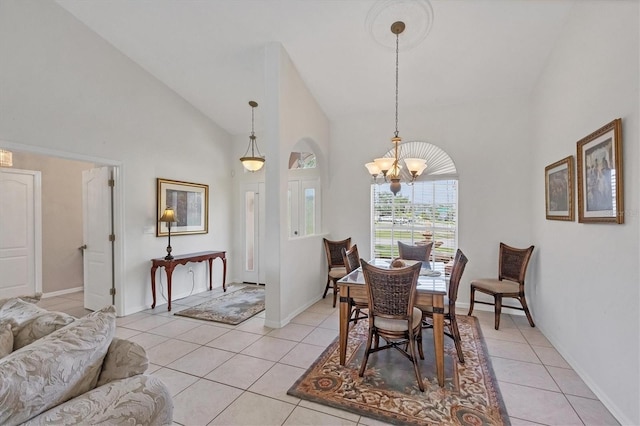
[240, 101, 265, 172]
[365, 21, 426, 195]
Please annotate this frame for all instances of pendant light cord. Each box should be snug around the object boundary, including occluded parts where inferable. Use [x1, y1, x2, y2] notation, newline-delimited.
[394, 30, 399, 139]
[250, 104, 256, 156]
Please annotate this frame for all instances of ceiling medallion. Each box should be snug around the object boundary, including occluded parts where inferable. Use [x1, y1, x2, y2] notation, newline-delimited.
[365, 0, 434, 51]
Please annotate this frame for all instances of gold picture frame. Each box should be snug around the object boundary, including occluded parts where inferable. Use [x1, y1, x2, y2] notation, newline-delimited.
[576, 118, 623, 224]
[545, 156, 574, 221]
[156, 178, 209, 236]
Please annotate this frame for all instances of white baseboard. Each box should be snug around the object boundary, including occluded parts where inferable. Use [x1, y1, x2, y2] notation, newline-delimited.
[42, 286, 83, 298]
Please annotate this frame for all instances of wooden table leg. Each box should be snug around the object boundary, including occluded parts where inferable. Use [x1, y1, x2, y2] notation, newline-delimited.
[339, 286, 350, 365]
[207, 258, 213, 290]
[221, 256, 227, 292]
[432, 294, 445, 387]
[150, 265, 158, 309]
[165, 264, 175, 311]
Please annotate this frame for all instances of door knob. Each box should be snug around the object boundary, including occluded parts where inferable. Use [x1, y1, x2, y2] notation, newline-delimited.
[79, 244, 87, 250]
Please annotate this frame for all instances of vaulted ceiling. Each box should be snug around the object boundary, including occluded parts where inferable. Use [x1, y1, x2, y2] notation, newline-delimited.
[56, 0, 576, 135]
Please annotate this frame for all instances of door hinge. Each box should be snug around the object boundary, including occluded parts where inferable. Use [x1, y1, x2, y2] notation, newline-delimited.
[109, 234, 115, 242]
[108, 179, 115, 187]
[109, 288, 116, 296]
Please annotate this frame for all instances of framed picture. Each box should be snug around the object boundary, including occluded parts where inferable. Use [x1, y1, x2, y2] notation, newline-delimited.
[545, 156, 574, 221]
[156, 178, 209, 236]
[576, 118, 623, 224]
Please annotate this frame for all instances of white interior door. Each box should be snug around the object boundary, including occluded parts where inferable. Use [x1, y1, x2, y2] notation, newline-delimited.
[242, 183, 265, 285]
[0, 169, 41, 298]
[82, 166, 113, 310]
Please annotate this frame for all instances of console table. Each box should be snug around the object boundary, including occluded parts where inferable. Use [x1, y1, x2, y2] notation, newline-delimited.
[150, 251, 226, 311]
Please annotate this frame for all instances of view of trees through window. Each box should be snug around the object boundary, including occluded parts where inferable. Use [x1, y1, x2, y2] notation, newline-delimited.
[372, 179, 458, 262]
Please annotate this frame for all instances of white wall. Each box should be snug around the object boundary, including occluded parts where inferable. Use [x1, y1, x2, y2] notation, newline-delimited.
[327, 97, 534, 311]
[530, 2, 639, 424]
[260, 43, 331, 327]
[0, 0, 233, 315]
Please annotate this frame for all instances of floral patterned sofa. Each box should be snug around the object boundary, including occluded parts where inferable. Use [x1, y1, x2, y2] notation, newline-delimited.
[0, 296, 173, 425]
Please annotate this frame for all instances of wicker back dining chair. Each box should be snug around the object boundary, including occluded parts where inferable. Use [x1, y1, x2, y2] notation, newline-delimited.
[341, 245, 368, 324]
[359, 260, 425, 392]
[398, 241, 433, 263]
[322, 237, 351, 307]
[419, 249, 468, 363]
[468, 243, 535, 330]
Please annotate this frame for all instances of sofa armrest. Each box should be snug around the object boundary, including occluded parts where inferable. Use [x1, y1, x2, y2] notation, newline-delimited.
[96, 337, 148, 387]
[23, 375, 173, 426]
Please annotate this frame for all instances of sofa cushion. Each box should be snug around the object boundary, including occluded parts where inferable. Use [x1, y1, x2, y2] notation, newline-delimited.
[97, 337, 149, 387]
[0, 293, 42, 310]
[23, 375, 174, 426]
[14, 310, 76, 350]
[0, 306, 115, 426]
[0, 298, 75, 350]
[0, 322, 12, 358]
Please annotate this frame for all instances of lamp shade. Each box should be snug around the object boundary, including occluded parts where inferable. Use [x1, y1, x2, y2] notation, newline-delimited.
[404, 158, 427, 175]
[240, 156, 265, 172]
[373, 157, 395, 174]
[159, 207, 177, 223]
[365, 162, 381, 176]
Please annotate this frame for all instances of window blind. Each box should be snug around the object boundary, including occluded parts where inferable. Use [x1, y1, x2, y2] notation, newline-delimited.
[371, 179, 458, 262]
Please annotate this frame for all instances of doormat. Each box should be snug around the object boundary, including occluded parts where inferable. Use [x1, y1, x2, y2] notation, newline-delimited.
[287, 316, 509, 426]
[174, 286, 265, 325]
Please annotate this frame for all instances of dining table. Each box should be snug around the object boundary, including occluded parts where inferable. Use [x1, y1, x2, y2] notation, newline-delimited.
[337, 259, 448, 387]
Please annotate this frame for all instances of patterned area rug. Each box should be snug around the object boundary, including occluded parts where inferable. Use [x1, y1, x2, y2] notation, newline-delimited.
[174, 286, 264, 325]
[287, 316, 509, 426]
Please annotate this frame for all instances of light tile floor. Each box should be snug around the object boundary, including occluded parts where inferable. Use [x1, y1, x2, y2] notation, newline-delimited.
[39, 287, 619, 426]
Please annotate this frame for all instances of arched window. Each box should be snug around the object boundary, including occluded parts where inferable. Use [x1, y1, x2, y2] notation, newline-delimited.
[371, 141, 458, 262]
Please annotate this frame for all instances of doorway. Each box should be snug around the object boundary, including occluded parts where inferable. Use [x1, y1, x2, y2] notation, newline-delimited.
[242, 182, 265, 285]
[0, 146, 123, 313]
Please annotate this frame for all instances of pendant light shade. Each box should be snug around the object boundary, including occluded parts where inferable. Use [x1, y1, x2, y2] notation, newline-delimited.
[240, 101, 265, 172]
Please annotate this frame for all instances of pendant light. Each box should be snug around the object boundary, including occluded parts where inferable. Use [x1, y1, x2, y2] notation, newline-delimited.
[240, 101, 265, 172]
[366, 21, 427, 195]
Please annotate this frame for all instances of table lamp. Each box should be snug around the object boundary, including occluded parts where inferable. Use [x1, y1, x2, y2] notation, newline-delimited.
[159, 207, 177, 260]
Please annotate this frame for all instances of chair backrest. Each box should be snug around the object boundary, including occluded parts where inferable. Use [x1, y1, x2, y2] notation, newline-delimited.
[323, 237, 351, 268]
[361, 260, 421, 320]
[398, 241, 433, 262]
[498, 243, 534, 285]
[447, 249, 469, 304]
[342, 244, 360, 274]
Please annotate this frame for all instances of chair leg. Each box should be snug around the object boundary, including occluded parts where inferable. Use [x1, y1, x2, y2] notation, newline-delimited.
[494, 295, 502, 330]
[353, 308, 361, 324]
[322, 276, 330, 299]
[416, 327, 425, 360]
[449, 314, 465, 363]
[519, 296, 536, 327]
[359, 329, 375, 377]
[408, 330, 425, 392]
[468, 286, 476, 316]
[332, 279, 338, 308]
